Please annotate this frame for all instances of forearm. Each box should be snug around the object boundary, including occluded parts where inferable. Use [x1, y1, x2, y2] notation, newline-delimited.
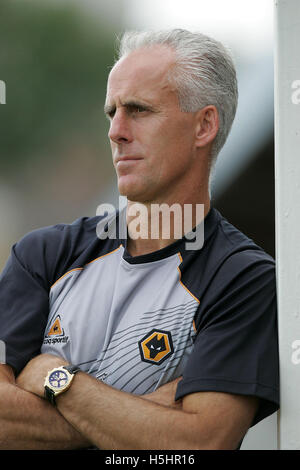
[18, 353, 256, 450]
[56, 372, 202, 450]
[0, 379, 90, 450]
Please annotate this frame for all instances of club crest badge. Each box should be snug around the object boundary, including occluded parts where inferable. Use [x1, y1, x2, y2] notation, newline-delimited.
[138, 329, 174, 365]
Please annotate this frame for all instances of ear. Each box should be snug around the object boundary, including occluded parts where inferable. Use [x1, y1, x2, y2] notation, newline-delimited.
[195, 105, 219, 149]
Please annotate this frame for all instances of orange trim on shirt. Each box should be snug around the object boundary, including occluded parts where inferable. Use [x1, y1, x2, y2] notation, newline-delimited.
[50, 267, 83, 290]
[85, 244, 123, 266]
[50, 244, 123, 289]
[177, 252, 200, 305]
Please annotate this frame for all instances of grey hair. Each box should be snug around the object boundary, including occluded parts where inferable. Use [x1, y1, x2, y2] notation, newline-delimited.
[117, 29, 238, 173]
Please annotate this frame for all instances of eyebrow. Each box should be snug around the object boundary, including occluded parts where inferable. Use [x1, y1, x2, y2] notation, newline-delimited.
[103, 100, 156, 117]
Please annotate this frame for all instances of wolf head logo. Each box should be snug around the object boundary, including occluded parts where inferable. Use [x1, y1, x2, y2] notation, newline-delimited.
[139, 329, 173, 365]
[145, 334, 167, 359]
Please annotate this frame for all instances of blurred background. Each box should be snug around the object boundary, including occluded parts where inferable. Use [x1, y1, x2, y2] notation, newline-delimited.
[0, 0, 276, 448]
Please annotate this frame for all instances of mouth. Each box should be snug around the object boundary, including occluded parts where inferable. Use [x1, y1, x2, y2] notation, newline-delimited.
[115, 156, 143, 167]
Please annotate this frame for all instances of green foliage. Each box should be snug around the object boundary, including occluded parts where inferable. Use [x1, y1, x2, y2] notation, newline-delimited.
[0, 0, 116, 174]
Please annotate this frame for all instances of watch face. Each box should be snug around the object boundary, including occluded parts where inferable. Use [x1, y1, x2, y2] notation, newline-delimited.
[48, 369, 69, 390]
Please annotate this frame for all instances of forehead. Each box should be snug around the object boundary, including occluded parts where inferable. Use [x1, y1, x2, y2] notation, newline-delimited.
[106, 45, 176, 104]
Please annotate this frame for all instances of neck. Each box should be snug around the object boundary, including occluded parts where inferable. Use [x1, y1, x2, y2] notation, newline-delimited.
[126, 195, 210, 257]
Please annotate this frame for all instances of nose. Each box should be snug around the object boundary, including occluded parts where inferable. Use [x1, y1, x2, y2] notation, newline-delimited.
[108, 109, 133, 145]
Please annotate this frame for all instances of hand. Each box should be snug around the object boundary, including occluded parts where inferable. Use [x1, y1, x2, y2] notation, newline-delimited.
[143, 377, 183, 410]
[16, 353, 68, 398]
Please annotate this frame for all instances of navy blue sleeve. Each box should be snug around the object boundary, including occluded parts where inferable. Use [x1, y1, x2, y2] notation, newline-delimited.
[0, 232, 51, 375]
[175, 250, 279, 426]
[0, 217, 103, 375]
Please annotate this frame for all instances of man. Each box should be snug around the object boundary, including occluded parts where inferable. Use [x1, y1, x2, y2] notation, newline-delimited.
[0, 29, 279, 450]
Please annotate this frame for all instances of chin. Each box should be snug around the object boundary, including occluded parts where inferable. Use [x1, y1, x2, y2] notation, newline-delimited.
[119, 190, 144, 203]
[117, 178, 146, 202]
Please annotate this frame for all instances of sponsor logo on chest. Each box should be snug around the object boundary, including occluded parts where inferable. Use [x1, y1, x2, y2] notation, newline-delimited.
[43, 315, 69, 345]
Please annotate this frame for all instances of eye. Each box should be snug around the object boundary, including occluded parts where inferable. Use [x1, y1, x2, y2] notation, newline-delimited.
[107, 109, 116, 120]
[131, 106, 143, 113]
[127, 104, 149, 115]
[104, 105, 116, 120]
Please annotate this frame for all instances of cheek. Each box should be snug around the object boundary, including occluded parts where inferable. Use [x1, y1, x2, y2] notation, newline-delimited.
[155, 124, 194, 168]
[135, 116, 195, 176]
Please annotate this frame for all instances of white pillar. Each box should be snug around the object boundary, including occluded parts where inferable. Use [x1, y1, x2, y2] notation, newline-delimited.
[274, 0, 300, 450]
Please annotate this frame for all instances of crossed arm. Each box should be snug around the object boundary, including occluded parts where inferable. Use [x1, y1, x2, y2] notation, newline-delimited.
[0, 363, 89, 450]
[0, 353, 259, 450]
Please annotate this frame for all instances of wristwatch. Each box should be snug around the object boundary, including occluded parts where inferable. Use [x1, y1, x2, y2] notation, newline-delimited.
[44, 364, 81, 406]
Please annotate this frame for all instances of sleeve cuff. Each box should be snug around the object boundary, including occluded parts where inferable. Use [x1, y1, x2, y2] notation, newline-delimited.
[175, 377, 279, 426]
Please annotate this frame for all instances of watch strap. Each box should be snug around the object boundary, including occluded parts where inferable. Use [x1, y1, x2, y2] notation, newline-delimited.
[63, 364, 81, 375]
[44, 384, 57, 406]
